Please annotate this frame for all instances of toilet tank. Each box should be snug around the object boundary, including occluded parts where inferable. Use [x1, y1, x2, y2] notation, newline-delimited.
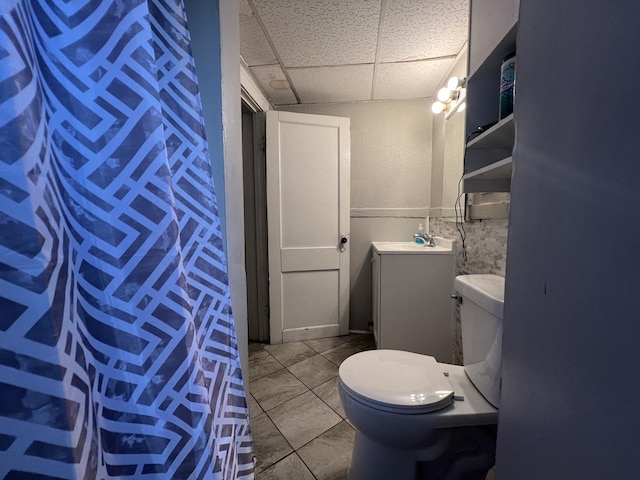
[455, 274, 505, 408]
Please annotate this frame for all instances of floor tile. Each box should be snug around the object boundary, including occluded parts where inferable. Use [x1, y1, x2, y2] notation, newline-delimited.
[249, 342, 266, 355]
[321, 337, 374, 366]
[250, 349, 270, 359]
[263, 341, 317, 367]
[303, 335, 349, 353]
[249, 351, 283, 381]
[250, 368, 308, 411]
[287, 354, 339, 389]
[256, 453, 315, 480]
[248, 393, 264, 418]
[297, 421, 356, 480]
[321, 344, 363, 366]
[342, 333, 375, 350]
[268, 391, 342, 450]
[313, 377, 345, 418]
[251, 413, 293, 473]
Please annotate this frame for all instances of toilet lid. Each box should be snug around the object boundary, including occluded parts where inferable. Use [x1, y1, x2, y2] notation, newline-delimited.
[339, 350, 454, 414]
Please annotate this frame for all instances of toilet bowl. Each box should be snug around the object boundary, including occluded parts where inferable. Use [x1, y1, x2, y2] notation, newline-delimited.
[338, 274, 504, 480]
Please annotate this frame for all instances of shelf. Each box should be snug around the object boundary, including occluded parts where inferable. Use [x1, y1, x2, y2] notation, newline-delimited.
[464, 113, 514, 174]
[463, 157, 512, 193]
[465, 23, 517, 140]
[467, 114, 514, 150]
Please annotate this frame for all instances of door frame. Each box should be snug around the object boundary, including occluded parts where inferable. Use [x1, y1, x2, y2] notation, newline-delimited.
[241, 96, 270, 343]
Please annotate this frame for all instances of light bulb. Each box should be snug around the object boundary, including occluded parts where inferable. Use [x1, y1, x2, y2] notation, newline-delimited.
[437, 87, 451, 102]
[431, 101, 445, 114]
[447, 76, 462, 91]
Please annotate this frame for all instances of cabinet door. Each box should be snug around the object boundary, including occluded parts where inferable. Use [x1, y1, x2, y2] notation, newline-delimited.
[379, 254, 454, 362]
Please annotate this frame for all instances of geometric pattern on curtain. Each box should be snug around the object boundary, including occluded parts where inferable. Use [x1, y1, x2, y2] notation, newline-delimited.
[0, 1, 254, 478]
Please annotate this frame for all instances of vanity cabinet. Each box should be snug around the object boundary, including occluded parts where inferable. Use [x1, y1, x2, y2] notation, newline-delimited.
[371, 243, 455, 363]
[463, 0, 519, 193]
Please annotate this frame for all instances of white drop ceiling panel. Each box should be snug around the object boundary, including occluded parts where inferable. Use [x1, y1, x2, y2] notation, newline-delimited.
[239, 0, 469, 105]
[251, 0, 381, 67]
[239, 0, 278, 66]
[380, 0, 469, 62]
[374, 58, 454, 100]
[289, 65, 374, 104]
[250, 65, 298, 105]
[239, 0, 252, 17]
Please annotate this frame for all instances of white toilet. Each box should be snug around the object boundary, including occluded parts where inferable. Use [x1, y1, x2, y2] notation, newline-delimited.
[338, 274, 505, 480]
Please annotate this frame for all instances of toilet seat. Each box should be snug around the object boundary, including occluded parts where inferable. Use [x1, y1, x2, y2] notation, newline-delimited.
[339, 350, 454, 414]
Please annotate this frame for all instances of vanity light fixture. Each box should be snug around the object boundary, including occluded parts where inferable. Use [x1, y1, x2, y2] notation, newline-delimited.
[447, 76, 466, 91]
[437, 87, 452, 102]
[432, 76, 467, 116]
[431, 100, 449, 114]
[437, 86, 461, 103]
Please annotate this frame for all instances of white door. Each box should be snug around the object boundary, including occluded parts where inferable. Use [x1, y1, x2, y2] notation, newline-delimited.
[266, 110, 350, 344]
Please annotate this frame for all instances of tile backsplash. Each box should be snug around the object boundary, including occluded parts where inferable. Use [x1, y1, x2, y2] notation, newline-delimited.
[430, 217, 509, 364]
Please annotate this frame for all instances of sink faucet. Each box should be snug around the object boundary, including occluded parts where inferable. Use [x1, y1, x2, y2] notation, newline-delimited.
[413, 232, 436, 247]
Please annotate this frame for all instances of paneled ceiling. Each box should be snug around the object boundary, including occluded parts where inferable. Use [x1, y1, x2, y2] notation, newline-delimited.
[239, 0, 469, 106]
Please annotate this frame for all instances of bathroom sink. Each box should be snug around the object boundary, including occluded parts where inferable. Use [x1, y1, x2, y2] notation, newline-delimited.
[372, 240, 454, 255]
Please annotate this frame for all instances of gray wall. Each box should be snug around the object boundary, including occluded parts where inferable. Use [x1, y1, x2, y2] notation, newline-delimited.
[280, 100, 432, 332]
[283, 101, 432, 209]
[185, 0, 249, 380]
[496, 0, 640, 477]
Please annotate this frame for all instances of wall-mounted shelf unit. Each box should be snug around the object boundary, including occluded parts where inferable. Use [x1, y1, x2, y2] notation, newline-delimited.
[464, 0, 519, 193]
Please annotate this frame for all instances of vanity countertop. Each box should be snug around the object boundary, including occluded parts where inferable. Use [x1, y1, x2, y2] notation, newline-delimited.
[372, 238, 455, 255]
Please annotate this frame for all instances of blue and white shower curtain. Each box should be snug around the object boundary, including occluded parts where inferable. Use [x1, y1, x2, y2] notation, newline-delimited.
[0, 0, 254, 478]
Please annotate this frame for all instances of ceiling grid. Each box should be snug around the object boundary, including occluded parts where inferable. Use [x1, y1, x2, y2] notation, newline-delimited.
[239, 0, 469, 105]
[370, 0, 388, 101]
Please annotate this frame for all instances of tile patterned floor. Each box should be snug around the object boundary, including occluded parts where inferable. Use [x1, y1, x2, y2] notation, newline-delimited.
[248, 333, 375, 479]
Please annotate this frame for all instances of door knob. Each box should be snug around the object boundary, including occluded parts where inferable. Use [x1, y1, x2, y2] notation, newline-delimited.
[340, 236, 348, 252]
